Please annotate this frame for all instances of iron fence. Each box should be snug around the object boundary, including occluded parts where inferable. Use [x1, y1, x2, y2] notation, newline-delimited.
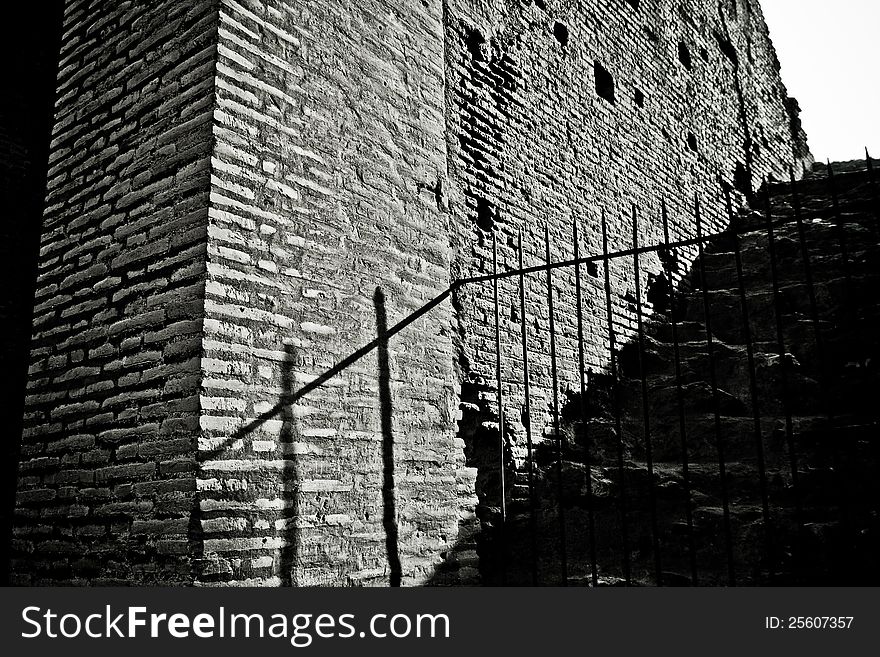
[247, 153, 879, 585]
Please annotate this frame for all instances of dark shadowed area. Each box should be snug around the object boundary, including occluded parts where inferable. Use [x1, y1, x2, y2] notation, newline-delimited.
[0, 1, 65, 583]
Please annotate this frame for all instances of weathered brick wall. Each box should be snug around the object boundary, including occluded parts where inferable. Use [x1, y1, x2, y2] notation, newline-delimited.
[11, 0, 808, 586]
[443, 0, 811, 559]
[194, 0, 464, 587]
[11, 0, 218, 585]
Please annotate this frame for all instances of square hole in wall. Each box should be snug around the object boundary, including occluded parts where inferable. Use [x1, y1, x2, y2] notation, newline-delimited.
[594, 62, 615, 104]
[714, 31, 739, 64]
[678, 42, 693, 70]
[553, 21, 569, 48]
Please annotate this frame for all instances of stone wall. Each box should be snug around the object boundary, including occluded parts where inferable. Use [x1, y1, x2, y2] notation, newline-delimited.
[443, 0, 811, 575]
[11, 0, 468, 587]
[11, 0, 218, 585]
[10, 0, 807, 585]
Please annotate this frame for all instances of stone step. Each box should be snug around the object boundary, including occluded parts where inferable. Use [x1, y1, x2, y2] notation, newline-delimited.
[535, 457, 848, 523]
[698, 238, 876, 285]
[645, 319, 707, 344]
[608, 336, 876, 422]
[770, 167, 876, 195]
[621, 412, 868, 465]
[616, 333, 745, 378]
[733, 205, 879, 236]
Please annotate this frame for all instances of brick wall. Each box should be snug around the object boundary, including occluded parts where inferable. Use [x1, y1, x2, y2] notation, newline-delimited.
[10, 0, 807, 585]
[194, 0, 463, 586]
[11, 0, 218, 585]
[443, 0, 810, 564]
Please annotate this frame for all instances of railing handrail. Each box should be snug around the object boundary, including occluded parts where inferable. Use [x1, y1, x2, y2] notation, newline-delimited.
[203, 184, 877, 457]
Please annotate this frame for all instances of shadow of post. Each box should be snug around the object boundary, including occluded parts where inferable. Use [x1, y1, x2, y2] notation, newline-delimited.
[279, 344, 300, 586]
[375, 287, 402, 587]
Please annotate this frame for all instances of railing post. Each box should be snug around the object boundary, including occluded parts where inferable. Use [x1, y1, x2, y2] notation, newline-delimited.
[694, 194, 736, 585]
[724, 185, 774, 582]
[545, 226, 568, 586]
[573, 220, 599, 586]
[762, 180, 805, 581]
[788, 166, 826, 384]
[660, 200, 698, 586]
[864, 148, 879, 239]
[601, 211, 631, 585]
[826, 161, 853, 289]
[631, 205, 663, 585]
[492, 234, 508, 585]
[517, 230, 539, 586]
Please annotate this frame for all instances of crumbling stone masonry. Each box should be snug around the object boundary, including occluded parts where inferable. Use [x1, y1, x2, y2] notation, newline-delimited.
[10, 0, 809, 585]
[444, 0, 811, 581]
[485, 168, 880, 586]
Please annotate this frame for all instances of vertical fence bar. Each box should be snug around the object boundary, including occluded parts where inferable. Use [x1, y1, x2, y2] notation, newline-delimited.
[601, 211, 631, 585]
[788, 166, 826, 381]
[660, 201, 698, 586]
[796, 166, 855, 583]
[573, 220, 599, 586]
[762, 181, 804, 579]
[826, 162, 854, 288]
[724, 186, 774, 582]
[865, 147, 880, 575]
[518, 230, 539, 586]
[788, 166, 853, 550]
[492, 235, 507, 585]
[694, 195, 736, 585]
[827, 163, 861, 578]
[631, 205, 663, 585]
[789, 167, 854, 549]
[865, 148, 879, 239]
[545, 226, 568, 586]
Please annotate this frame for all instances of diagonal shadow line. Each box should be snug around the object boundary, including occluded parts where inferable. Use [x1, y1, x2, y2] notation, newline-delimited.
[196, 287, 453, 465]
[187, 222, 765, 582]
[190, 286, 452, 582]
[195, 230, 751, 467]
[188, 179, 876, 583]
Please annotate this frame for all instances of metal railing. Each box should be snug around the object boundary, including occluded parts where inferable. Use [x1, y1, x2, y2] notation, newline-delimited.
[483, 154, 875, 586]
[222, 152, 879, 585]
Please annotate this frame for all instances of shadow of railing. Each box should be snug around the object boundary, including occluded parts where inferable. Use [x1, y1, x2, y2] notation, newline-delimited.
[430, 167, 880, 586]
[187, 282, 443, 584]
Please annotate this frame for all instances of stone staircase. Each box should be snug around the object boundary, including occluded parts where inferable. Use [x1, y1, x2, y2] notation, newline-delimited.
[495, 164, 880, 585]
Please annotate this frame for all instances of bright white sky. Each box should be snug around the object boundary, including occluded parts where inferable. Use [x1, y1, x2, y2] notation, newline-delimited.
[760, 0, 879, 163]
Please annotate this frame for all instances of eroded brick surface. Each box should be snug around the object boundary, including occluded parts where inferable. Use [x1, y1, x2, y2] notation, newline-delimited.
[443, 0, 810, 579]
[12, 0, 218, 585]
[195, 0, 462, 587]
[11, 0, 809, 586]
